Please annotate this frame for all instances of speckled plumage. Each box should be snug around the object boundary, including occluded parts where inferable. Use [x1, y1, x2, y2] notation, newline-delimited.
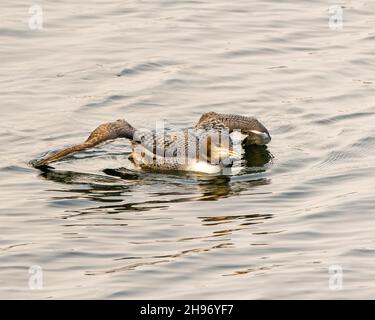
[32, 112, 271, 173]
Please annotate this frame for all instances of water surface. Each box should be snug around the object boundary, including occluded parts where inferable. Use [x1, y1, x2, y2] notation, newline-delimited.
[1, 0, 375, 299]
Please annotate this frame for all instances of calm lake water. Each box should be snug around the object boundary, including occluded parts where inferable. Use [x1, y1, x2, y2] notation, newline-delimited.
[1, 0, 375, 299]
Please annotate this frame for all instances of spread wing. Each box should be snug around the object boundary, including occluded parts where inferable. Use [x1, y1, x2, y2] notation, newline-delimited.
[31, 119, 135, 167]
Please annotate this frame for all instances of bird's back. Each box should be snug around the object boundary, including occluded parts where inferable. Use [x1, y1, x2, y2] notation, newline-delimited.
[130, 127, 235, 173]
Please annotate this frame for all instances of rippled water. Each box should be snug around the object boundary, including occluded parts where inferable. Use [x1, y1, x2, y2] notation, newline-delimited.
[1, 0, 375, 299]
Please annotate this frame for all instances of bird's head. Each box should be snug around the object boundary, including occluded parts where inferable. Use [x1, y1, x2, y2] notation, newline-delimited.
[240, 119, 271, 146]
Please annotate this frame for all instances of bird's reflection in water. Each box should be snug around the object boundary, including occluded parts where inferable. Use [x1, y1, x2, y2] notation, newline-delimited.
[242, 144, 273, 168]
[38, 145, 273, 210]
[39, 146, 274, 275]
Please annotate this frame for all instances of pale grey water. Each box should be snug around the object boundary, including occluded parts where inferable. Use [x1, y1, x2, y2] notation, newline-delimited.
[1, 0, 375, 299]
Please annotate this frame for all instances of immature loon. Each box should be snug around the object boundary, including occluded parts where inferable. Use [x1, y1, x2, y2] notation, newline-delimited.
[32, 112, 271, 173]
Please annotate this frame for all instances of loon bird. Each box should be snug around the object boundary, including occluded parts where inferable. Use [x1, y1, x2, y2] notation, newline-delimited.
[32, 112, 271, 173]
